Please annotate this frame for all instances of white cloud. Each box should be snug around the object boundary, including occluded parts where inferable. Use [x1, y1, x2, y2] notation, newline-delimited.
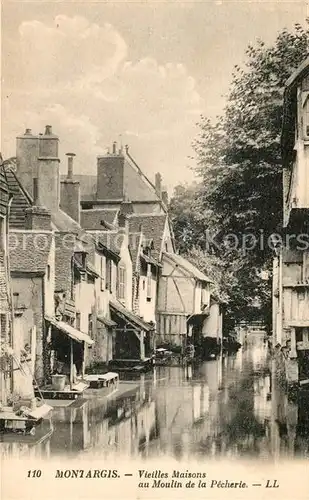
[3, 15, 203, 188]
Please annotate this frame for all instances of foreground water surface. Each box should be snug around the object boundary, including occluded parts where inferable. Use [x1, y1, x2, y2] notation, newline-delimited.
[1, 333, 309, 461]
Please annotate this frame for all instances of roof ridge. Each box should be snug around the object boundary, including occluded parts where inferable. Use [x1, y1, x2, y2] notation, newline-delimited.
[129, 213, 166, 218]
[125, 151, 161, 201]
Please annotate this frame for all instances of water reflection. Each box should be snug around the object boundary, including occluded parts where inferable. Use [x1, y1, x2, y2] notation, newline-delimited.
[1, 334, 309, 460]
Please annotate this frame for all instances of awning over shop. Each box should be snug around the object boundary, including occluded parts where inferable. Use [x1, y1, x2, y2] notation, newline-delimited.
[109, 299, 154, 332]
[97, 315, 117, 328]
[140, 253, 162, 268]
[187, 312, 209, 325]
[45, 316, 94, 346]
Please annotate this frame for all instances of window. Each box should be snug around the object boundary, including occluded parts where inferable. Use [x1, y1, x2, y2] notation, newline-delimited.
[100, 256, 105, 291]
[105, 258, 112, 292]
[303, 92, 309, 138]
[13, 292, 19, 310]
[75, 251, 86, 269]
[76, 313, 81, 330]
[88, 313, 93, 336]
[146, 264, 152, 301]
[117, 265, 126, 300]
[47, 265, 51, 281]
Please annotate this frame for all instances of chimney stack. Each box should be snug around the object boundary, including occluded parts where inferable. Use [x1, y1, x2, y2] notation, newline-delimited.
[119, 199, 134, 217]
[162, 190, 169, 206]
[25, 178, 51, 230]
[155, 172, 162, 197]
[45, 125, 52, 135]
[66, 153, 76, 180]
[33, 177, 39, 205]
[112, 141, 117, 155]
[60, 154, 80, 224]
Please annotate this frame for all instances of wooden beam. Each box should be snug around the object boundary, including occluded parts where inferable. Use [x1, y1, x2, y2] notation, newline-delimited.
[70, 339, 74, 390]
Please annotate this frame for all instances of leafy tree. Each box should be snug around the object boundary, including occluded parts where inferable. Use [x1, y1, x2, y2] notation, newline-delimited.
[170, 22, 309, 332]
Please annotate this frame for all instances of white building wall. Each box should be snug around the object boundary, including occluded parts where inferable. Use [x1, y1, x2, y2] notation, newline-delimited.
[139, 275, 156, 323]
[75, 280, 95, 333]
[202, 302, 222, 340]
[194, 282, 202, 313]
[117, 238, 133, 311]
[43, 235, 55, 317]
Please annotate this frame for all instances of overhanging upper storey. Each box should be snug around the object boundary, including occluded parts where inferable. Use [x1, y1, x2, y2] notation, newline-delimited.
[282, 58, 309, 229]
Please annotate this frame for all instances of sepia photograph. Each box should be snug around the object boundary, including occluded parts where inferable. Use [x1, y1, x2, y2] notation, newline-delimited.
[1, 1, 309, 498]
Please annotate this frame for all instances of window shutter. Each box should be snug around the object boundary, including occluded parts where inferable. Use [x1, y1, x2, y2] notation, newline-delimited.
[117, 266, 126, 300]
[105, 259, 112, 292]
[146, 264, 152, 300]
[100, 256, 105, 291]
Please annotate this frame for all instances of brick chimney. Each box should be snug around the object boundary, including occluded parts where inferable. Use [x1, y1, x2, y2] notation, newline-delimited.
[155, 172, 162, 197]
[96, 142, 125, 200]
[36, 125, 60, 213]
[16, 128, 40, 197]
[60, 153, 80, 224]
[117, 201, 133, 235]
[119, 199, 134, 216]
[39, 125, 59, 158]
[25, 178, 51, 230]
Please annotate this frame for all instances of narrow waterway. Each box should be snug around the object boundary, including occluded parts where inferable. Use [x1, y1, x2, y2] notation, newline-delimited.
[1, 333, 309, 460]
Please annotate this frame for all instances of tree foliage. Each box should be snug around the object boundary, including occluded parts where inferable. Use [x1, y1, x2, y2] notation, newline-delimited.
[169, 22, 309, 332]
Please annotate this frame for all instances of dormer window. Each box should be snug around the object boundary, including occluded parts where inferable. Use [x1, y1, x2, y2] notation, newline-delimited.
[75, 251, 86, 269]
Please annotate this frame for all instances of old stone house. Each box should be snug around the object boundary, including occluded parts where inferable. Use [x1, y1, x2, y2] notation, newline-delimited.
[273, 57, 309, 386]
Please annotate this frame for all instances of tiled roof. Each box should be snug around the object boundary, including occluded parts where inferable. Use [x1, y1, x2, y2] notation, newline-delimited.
[163, 252, 213, 283]
[54, 232, 75, 292]
[141, 253, 161, 268]
[123, 156, 160, 202]
[4, 168, 83, 233]
[128, 214, 167, 260]
[110, 299, 154, 332]
[51, 209, 81, 233]
[80, 209, 118, 230]
[0, 250, 9, 312]
[129, 232, 142, 271]
[98, 231, 124, 256]
[0, 166, 10, 217]
[68, 155, 162, 205]
[97, 315, 117, 328]
[9, 231, 52, 274]
[4, 168, 32, 228]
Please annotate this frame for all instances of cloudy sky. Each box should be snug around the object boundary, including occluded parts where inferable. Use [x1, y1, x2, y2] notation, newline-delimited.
[1, 1, 307, 191]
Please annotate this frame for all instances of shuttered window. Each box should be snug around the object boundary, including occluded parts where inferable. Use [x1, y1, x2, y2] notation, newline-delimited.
[117, 266, 126, 300]
[105, 259, 112, 292]
[146, 264, 152, 301]
[100, 256, 105, 291]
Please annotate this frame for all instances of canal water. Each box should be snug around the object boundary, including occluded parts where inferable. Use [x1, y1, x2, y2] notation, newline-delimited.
[1, 333, 309, 460]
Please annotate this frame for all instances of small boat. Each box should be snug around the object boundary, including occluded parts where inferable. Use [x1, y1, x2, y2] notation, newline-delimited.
[84, 372, 119, 396]
[108, 358, 154, 373]
[34, 380, 89, 404]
